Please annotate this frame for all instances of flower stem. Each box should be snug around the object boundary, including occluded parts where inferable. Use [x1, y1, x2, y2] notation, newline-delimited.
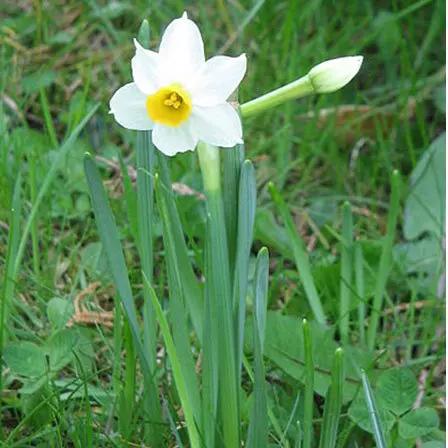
[240, 75, 314, 118]
[197, 142, 240, 447]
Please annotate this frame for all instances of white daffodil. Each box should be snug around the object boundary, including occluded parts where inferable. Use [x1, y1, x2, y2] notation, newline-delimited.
[109, 13, 247, 156]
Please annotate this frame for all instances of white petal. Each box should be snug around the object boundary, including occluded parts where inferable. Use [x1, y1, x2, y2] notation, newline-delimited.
[188, 54, 247, 107]
[152, 124, 198, 156]
[190, 103, 243, 148]
[131, 39, 161, 94]
[109, 83, 154, 131]
[158, 14, 205, 85]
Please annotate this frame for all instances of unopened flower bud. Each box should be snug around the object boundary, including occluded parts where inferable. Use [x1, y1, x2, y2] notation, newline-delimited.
[307, 56, 363, 93]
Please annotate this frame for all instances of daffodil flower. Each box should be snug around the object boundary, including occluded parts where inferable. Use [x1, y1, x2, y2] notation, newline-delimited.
[110, 13, 247, 156]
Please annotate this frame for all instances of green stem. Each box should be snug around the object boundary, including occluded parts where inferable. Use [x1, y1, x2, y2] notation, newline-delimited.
[240, 75, 314, 118]
[197, 142, 240, 447]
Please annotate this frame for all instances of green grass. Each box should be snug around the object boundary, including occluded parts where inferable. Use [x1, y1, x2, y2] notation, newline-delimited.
[0, 0, 445, 446]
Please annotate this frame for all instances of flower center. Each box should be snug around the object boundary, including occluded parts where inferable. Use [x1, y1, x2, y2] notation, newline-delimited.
[146, 83, 192, 127]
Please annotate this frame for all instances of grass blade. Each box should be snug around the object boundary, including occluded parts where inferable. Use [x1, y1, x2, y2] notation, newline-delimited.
[39, 86, 58, 148]
[157, 153, 204, 341]
[136, 19, 158, 376]
[295, 421, 302, 448]
[0, 174, 21, 438]
[143, 276, 201, 448]
[118, 320, 136, 438]
[354, 242, 366, 346]
[118, 154, 139, 247]
[28, 151, 40, 278]
[340, 202, 353, 345]
[223, 143, 244, 277]
[246, 248, 269, 448]
[83, 153, 163, 443]
[360, 370, 387, 448]
[367, 170, 401, 350]
[233, 160, 256, 384]
[318, 348, 344, 448]
[302, 319, 314, 448]
[268, 182, 326, 324]
[155, 174, 202, 428]
[202, 221, 218, 448]
[136, 130, 157, 362]
[242, 354, 286, 445]
[13, 104, 99, 279]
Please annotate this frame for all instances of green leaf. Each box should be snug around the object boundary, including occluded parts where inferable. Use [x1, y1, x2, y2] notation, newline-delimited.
[21, 71, 57, 93]
[422, 442, 446, 448]
[361, 370, 387, 448]
[348, 395, 396, 434]
[83, 152, 163, 438]
[4, 342, 46, 377]
[376, 367, 417, 415]
[46, 329, 79, 372]
[339, 201, 353, 345]
[223, 143, 244, 276]
[433, 85, 445, 114]
[154, 174, 202, 427]
[136, 129, 156, 365]
[73, 331, 95, 375]
[394, 234, 442, 278]
[302, 319, 314, 448]
[254, 208, 293, 260]
[373, 10, 401, 54]
[394, 437, 413, 448]
[143, 276, 201, 448]
[0, 174, 22, 375]
[47, 297, 74, 330]
[246, 311, 375, 403]
[234, 160, 257, 383]
[404, 133, 446, 240]
[80, 242, 111, 281]
[21, 384, 52, 427]
[156, 153, 204, 342]
[118, 154, 139, 247]
[246, 248, 269, 448]
[399, 408, 439, 439]
[307, 198, 337, 228]
[201, 221, 220, 448]
[318, 348, 344, 448]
